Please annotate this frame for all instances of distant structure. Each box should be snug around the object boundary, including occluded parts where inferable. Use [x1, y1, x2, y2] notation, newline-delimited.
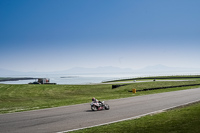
[38, 78, 50, 84]
[29, 78, 56, 84]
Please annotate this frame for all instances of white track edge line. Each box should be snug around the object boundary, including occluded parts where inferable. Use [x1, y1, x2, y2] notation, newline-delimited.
[56, 99, 200, 133]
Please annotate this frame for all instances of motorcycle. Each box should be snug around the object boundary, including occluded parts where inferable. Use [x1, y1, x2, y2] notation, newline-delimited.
[90, 101, 110, 111]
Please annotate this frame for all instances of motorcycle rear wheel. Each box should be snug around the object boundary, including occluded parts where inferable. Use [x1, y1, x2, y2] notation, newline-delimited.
[104, 104, 110, 110]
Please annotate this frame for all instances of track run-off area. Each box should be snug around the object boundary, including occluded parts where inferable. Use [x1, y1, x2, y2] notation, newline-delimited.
[0, 88, 200, 133]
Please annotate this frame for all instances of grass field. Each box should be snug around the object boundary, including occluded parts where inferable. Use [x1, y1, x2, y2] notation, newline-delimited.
[103, 75, 200, 83]
[0, 75, 200, 113]
[72, 102, 200, 133]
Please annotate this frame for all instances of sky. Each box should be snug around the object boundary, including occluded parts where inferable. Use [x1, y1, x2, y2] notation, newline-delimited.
[0, 0, 200, 72]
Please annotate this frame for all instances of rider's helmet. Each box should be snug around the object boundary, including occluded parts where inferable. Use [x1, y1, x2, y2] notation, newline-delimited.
[92, 97, 96, 101]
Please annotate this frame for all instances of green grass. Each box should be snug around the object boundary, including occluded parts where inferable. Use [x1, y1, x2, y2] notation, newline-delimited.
[72, 102, 200, 133]
[0, 75, 200, 113]
[0, 84, 112, 113]
[104, 75, 200, 83]
[115, 80, 200, 92]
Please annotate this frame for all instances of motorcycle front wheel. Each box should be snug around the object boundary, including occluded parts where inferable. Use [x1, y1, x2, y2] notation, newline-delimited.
[91, 105, 97, 111]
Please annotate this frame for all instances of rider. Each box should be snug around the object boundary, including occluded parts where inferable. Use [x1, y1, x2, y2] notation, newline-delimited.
[92, 97, 103, 106]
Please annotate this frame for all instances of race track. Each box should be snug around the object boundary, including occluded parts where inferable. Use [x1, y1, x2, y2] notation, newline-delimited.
[1, 88, 200, 133]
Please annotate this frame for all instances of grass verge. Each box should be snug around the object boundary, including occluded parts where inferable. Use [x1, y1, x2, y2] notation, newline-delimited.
[103, 75, 200, 83]
[72, 102, 200, 133]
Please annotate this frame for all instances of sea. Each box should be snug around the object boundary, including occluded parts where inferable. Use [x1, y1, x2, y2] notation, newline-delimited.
[1, 71, 200, 85]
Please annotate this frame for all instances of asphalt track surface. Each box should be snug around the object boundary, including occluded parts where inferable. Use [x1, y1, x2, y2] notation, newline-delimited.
[1, 88, 200, 133]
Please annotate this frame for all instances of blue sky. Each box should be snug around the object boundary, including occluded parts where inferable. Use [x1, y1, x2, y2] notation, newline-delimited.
[0, 0, 200, 72]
